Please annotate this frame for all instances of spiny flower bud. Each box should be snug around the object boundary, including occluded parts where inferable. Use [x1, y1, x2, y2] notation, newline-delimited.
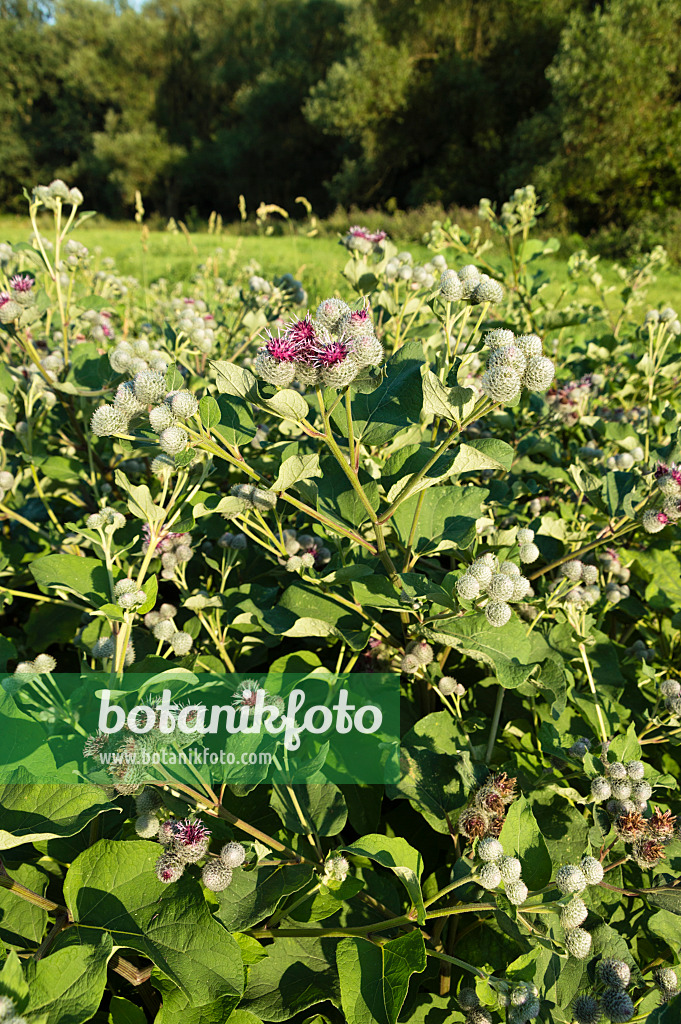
[556, 864, 587, 894]
[523, 356, 555, 392]
[170, 391, 198, 419]
[630, 780, 652, 802]
[91, 405, 128, 437]
[0, 996, 18, 1020]
[350, 333, 383, 368]
[484, 328, 515, 349]
[321, 358, 358, 389]
[478, 837, 504, 862]
[597, 959, 631, 989]
[153, 620, 175, 641]
[135, 814, 160, 838]
[324, 854, 350, 882]
[221, 841, 246, 868]
[610, 780, 631, 801]
[565, 927, 592, 959]
[580, 856, 604, 885]
[408, 640, 433, 666]
[660, 679, 681, 697]
[505, 880, 529, 906]
[133, 370, 167, 404]
[560, 897, 588, 930]
[488, 573, 515, 601]
[517, 528, 534, 545]
[33, 653, 56, 673]
[499, 856, 522, 883]
[654, 967, 679, 998]
[440, 269, 463, 302]
[255, 350, 297, 387]
[92, 637, 115, 659]
[469, 558, 494, 586]
[606, 762, 627, 781]
[478, 863, 501, 889]
[315, 297, 351, 331]
[591, 778, 612, 802]
[515, 334, 543, 359]
[202, 861, 233, 892]
[136, 788, 162, 814]
[149, 404, 176, 433]
[643, 509, 668, 533]
[601, 988, 634, 1022]
[481, 366, 522, 404]
[573, 995, 602, 1024]
[457, 264, 481, 299]
[458, 806, 490, 839]
[467, 1009, 493, 1024]
[155, 852, 184, 884]
[400, 653, 420, 674]
[170, 631, 193, 656]
[519, 542, 539, 564]
[159, 425, 188, 455]
[457, 988, 479, 1011]
[626, 761, 645, 780]
[471, 274, 504, 305]
[485, 601, 512, 627]
[0, 470, 15, 490]
[562, 560, 583, 581]
[286, 555, 303, 572]
[438, 676, 462, 696]
[230, 483, 277, 509]
[456, 574, 481, 600]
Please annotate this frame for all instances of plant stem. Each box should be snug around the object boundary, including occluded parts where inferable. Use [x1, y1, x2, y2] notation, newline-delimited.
[578, 642, 609, 745]
[485, 685, 505, 763]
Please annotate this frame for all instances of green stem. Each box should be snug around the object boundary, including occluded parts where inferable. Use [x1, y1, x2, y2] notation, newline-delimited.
[485, 685, 505, 763]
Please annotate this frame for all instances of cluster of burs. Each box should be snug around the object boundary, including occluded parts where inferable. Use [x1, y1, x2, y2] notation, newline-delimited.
[254, 299, 383, 390]
[439, 263, 505, 305]
[640, 305, 681, 337]
[455, 552, 532, 627]
[90, 368, 198, 463]
[573, 960, 679, 1024]
[247, 271, 306, 307]
[384, 251, 444, 290]
[478, 329, 555, 404]
[456, 981, 540, 1024]
[133, 790, 247, 893]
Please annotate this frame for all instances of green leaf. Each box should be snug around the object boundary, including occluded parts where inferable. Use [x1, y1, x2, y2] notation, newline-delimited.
[0, 950, 29, 1010]
[0, 695, 59, 784]
[212, 361, 259, 401]
[213, 394, 256, 447]
[392, 485, 488, 555]
[337, 931, 426, 1024]
[316, 453, 379, 527]
[0, 782, 116, 850]
[199, 395, 221, 428]
[647, 993, 681, 1023]
[25, 932, 113, 1024]
[423, 613, 540, 689]
[115, 471, 162, 523]
[214, 861, 314, 932]
[270, 784, 348, 836]
[499, 795, 552, 890]
[240, 937, 340, 1021]
[63, 840, 244, 1007]
[152, 975, 246, 1024]
[108, 996, 147, 1024]
[277, 583, 370, 651]
[344, 342, 424, 445]
[387, 712, 477, 833]
[290, 876, 365, 923]
[645, 889, 681, 916]
[340, 835, 425, 925]
[29, 554, 111, 605]
[421, 369, 476, 423]
[138, 574, 158, 615]
[0, 862, 48, 949]
[264, 389, 309, 421]
[450, 438, 514, 474]
[271, 454, 322, 492]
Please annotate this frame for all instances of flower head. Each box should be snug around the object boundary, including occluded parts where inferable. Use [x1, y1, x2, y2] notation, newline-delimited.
[173, 817, 211, 847]
[264, 329, 299, 362]
[10, 274, 34, 292]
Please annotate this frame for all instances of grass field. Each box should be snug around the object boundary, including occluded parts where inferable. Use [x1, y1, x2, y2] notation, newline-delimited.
[1, 211, 680, 312]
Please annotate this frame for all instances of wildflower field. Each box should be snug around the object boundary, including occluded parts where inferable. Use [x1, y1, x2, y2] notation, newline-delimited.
[0, 182, 680, 1024]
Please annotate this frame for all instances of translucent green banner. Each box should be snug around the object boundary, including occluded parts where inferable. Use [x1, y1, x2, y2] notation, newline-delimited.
[1, 669, 400, 786]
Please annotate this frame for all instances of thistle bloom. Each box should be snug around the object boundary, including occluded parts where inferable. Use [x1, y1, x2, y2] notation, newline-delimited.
[9, 274, 34, 292]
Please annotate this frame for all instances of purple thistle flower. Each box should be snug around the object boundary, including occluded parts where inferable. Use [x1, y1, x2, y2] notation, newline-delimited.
[349, 309, 371, 323]
[313, 338, 349, 367]
[264, 330, 299, 363]
[83, 732, 108, 758]
[0, 292, 11, 307]
[10, 274, 34, 292]
[348, 226, 387, 244]
[656, 512, 670, 525]
[173, 817, 211, 846]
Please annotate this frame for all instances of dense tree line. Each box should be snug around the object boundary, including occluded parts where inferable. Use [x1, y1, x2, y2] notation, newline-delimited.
[1, 0, 680, 235]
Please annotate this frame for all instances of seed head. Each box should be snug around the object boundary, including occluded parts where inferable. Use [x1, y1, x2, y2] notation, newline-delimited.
[457, 988, 479, 1011]
[561, 897, 589, 930]
[471, 275, 504, 305]
[515, 334, 543, 358]
[597, 959, 631, 989]
[458, 806, 490, 839]
[653, 967, 679, 998]
[170, 631, 193, 656]
[523, 356, 555, 392]
[466, 1009, 493, 1024]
